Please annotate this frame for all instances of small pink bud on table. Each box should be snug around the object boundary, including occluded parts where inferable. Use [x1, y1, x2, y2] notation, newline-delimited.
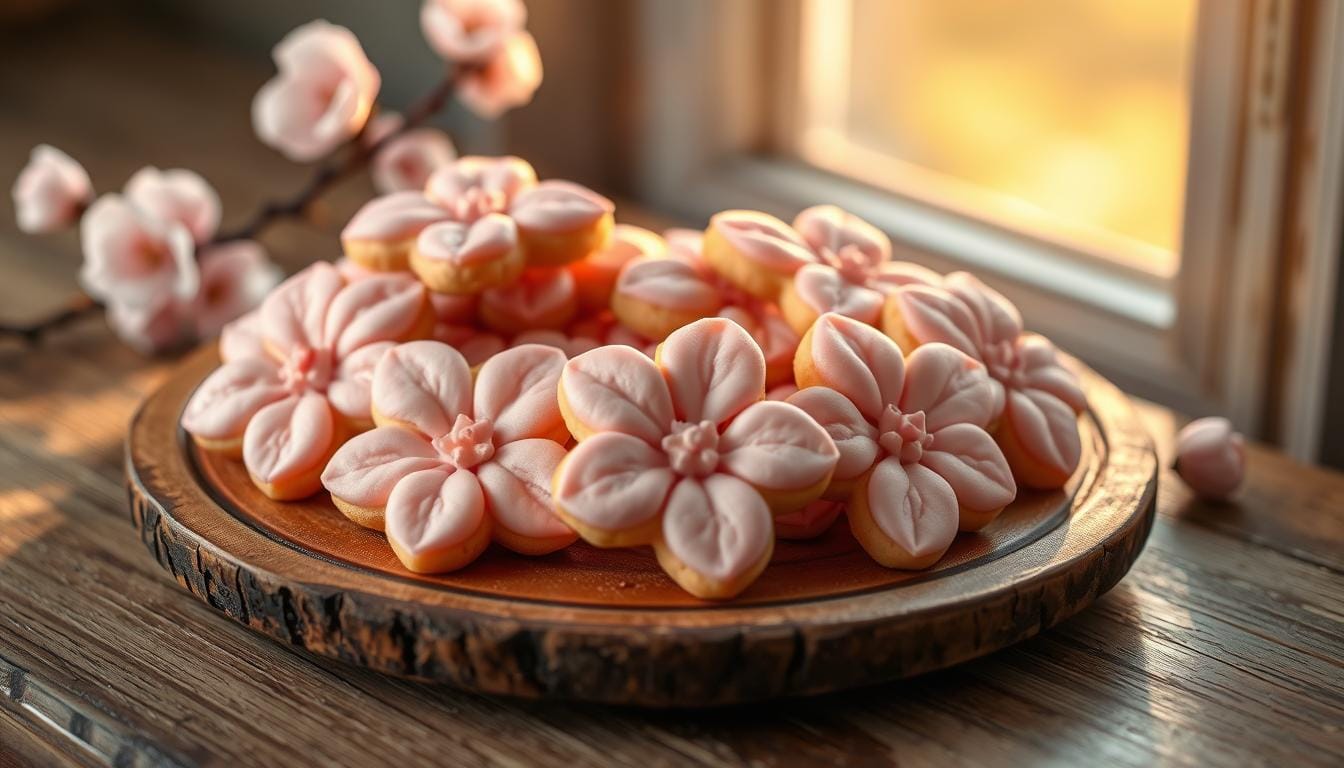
[1174, 417, 1246, 501]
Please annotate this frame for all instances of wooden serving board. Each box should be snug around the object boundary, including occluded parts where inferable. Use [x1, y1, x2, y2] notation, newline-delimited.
[125, 345, 1157, 706]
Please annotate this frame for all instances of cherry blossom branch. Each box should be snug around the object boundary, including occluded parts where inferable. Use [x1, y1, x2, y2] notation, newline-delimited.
[0, 293, 101, 345]
[5, 64, 478, 345]
[212, 64, 474, 244]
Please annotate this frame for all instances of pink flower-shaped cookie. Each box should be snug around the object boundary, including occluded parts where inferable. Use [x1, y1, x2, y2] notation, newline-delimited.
[789, 313, 1015, 567]
[322, 341, 575, 572]
[883, 271, 1087, 488]
[611, 228, 800, 385]
[780, 205, 941, 333]
[181, 262, 431, 500]
[252, 20, 380, 162]
[553, 317, 839, 598]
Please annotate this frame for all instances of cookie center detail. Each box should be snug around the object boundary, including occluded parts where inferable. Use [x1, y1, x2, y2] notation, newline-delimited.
[280, 346, 333, 393]
[878, 406, 933, 464]
[662, 420, 721, 478]
[432, 414, 496, 470]
[446, 187, 507, 222]
[821, 244, 872, 285]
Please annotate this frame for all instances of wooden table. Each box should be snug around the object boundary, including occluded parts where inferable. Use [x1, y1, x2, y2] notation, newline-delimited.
[3, 13, 1343, 768]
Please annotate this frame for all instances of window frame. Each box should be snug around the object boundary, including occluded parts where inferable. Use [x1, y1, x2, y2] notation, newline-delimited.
[622, 0, 1342, 458]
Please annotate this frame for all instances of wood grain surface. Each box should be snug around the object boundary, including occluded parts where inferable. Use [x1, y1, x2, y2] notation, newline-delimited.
[2, 12, 1343, 767]
[122, 346, 1153, 705]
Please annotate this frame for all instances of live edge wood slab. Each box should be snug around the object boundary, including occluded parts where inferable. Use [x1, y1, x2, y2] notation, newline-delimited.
[123, 345, 1157, 706]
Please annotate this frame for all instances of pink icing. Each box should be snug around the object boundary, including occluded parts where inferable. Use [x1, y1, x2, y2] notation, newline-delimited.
[709, 210, 817, 273]
[479, 267, 576, 326]
[616, 256, 721, 312]
[342, 191, 449, 241]
[219, 309, 265, 363]
[554, 318, 839, 589]
[182, 262, 428, 495]
[790, 314, 1014, 544]
[1174, 417, 1245, 500]
[888, 273, 1086, 485]
[415, 213, 518, 266]
[794, 263, 884, 324]
[793, 205, 890, 269]
[425, 155, 537, 220]
[323, 340, 573, 566]
[509, 180, 614, 233]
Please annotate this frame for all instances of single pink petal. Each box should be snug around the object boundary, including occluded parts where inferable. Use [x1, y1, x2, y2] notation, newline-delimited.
[660, 317, 766, 425]
[921, 423, 1015, 513]
[509, 180, 614, 236]
[552, 432, 674, 532]
[866, 260, 942, 293]
[1017, 334, 1087, 414]
[181, 357, 286, 441]
[326, 341, 393, 423]
[260, 262, 344, 357]
[614, 256, 721, 314]
[792, 205, 890, 267]
[899, 342, 1002, 431]
[1174, 417, 1246, 500]
[792, 263, 884, 323]
[372, 340, 474, 438]
[341, 191, 450, 243]
[473, 343, 567, 442]
[561, 345, 674, 443]
[414, 214, 518, 266]
[660, 474, 773, 583]
[890, 285, 984, 358]
[476, 438, 573, 540]
[943, 271, 1022, 348]
[865, 457, 959, 560]
[323, 273, 426, 358]
[1004, 388, 1082, 480]
[420, 0, 527, 64]
[786, 386, 880, 482]
[457, 31, 543, 119]
[219, 309, 266, 364]
[321, 426, 443, 508]
[12, 144, 92, 234]
[804, 313, 905, 421]
[371, 127, 456, 194]
[718, 400, 838, 492]
[719, 303, 800, 372]
[124, 166, 221, 243]
[242, 393, 335, 484]
[385, 468, 486, 568]
[708, 210, 817, 273]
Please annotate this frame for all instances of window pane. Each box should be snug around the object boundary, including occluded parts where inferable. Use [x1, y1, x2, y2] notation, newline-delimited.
[800, 0, 1196, 274]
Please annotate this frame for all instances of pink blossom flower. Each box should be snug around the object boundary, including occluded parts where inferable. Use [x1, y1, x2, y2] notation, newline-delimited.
[370, 126, 457, 194]
[885, 271, 1087, 489]
[420, 0, 527, 64]
[252, 20, 381, 162]
[322, 340, 575, 571]
[12, 145, 92, 234]
[456, 32, 543, 119]
[789, 314, 1015, 566]
[193, 241, 282, 339]
[553, 318, 839, 598]
[124, 167, 220, 244]
[106, 293, 190, 355]
[1175, 417, 1246, 500]
[181, 262, 430, 500]
[79, 194, 197, 305]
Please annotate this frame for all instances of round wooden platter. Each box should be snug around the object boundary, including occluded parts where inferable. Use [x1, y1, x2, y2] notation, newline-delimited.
[125, 345, 1157, 707]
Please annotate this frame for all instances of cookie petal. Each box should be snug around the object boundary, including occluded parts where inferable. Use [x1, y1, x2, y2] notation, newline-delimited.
[324, 273, 427, 358]
[474, 343, 567, 443]
[899, 342, 1002, 431]
[803, 312, 904, 421]
[477, 438, 573, 541]
[242, 393, 335, 484]
[660, 474, 772, 583]
[922, 423, 1016, 513]
[659, 317, 766, 425]
[561, 345, 674, 443]
[181, 357, 287, 441]
[866, 457, 959, 560]
[384, 468, 487, 571]
[552, 432, 674, 534]
[321, 426, 442, 508]
[372, 340, 473, 438]
[718, 400, 838, 492]
[785, 386, 879, 482]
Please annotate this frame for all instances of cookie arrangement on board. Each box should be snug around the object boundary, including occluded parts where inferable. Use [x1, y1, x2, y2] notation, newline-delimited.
[180, 154, 1088, 599]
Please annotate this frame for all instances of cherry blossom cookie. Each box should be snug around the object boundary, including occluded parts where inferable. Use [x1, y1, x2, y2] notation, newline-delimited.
[552, 318, 839, 598]
[779, 205, 940, 334]
[790, 314, 1015, 566]
[342, 191, 457, 272]
[700, 210, 817, 301]
[882, 272, 1087, 489]
[322, 341, 575, 570]
[180, 263, 432, 500]
[611, 228, 800, 386]
[510, 180, 615, 267]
